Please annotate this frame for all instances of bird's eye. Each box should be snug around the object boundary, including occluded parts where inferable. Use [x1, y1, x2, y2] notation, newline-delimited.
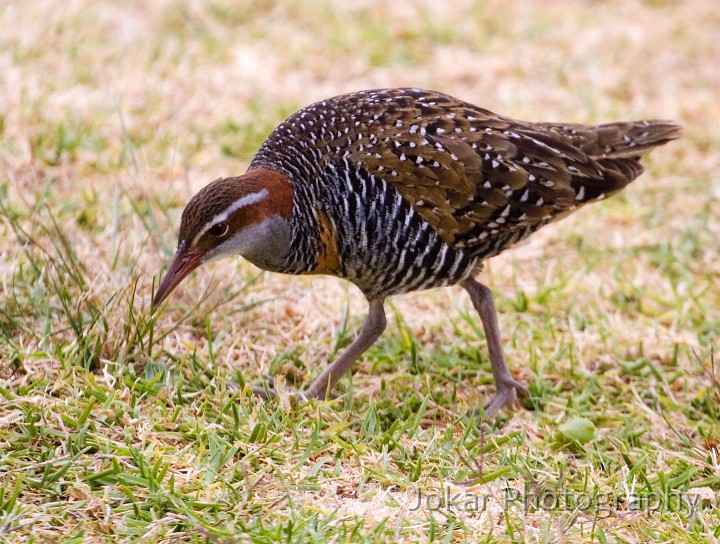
[207, 221, 229, 237]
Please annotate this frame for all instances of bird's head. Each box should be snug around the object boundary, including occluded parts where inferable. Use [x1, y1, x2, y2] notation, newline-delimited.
[152, 168, 293, 307]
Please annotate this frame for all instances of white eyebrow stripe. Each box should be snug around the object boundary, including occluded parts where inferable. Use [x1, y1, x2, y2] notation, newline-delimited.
[192, 188, 269, 246]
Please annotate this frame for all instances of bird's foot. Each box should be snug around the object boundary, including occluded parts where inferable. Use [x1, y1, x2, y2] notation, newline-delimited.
[482, 376, 529, 418]
[251, 375, 338, 402]
[252, 374, 280, 399]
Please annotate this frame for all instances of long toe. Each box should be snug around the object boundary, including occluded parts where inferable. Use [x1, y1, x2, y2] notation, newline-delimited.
[253, 375, 341, 403]
[483, 377, 529, 417]
[252, 383, 312, 403]
[252, 386, 274, 399]
[252, 375, 278, 399]
[303, 386, 341, 401]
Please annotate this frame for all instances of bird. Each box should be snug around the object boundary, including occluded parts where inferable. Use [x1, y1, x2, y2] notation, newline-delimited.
[152, 88, 680, 416]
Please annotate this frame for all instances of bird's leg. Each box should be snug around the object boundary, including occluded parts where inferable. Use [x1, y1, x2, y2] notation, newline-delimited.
[253, 299, 387, 401]
[461, 278, 529, 417]
[304, 298, 387, 400]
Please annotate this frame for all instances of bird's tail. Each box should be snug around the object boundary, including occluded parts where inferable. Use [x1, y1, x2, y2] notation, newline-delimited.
[540, 119, 682, 159]
[537, 119, 681, 184]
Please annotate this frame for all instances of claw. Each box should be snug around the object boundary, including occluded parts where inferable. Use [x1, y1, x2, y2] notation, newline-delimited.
[251, 376, 316, 402]
[483, 377, 529, 418]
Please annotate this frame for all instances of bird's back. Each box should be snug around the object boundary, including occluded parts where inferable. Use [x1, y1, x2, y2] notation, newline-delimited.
[249, 88, 680, 296]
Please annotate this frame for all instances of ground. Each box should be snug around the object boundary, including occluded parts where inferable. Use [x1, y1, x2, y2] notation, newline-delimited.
[0, 0, 719, 542]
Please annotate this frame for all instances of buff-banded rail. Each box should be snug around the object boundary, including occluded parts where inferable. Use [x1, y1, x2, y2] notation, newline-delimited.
[153, 88, 680, 416]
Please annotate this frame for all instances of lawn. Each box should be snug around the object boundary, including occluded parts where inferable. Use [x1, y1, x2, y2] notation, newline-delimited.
[1, 0, 719, 542]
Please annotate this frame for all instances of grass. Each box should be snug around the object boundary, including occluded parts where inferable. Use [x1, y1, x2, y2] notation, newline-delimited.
[1, 0, 719, 542]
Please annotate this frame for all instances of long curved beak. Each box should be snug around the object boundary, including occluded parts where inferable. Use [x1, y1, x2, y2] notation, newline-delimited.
[152, 242, 203, 308]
